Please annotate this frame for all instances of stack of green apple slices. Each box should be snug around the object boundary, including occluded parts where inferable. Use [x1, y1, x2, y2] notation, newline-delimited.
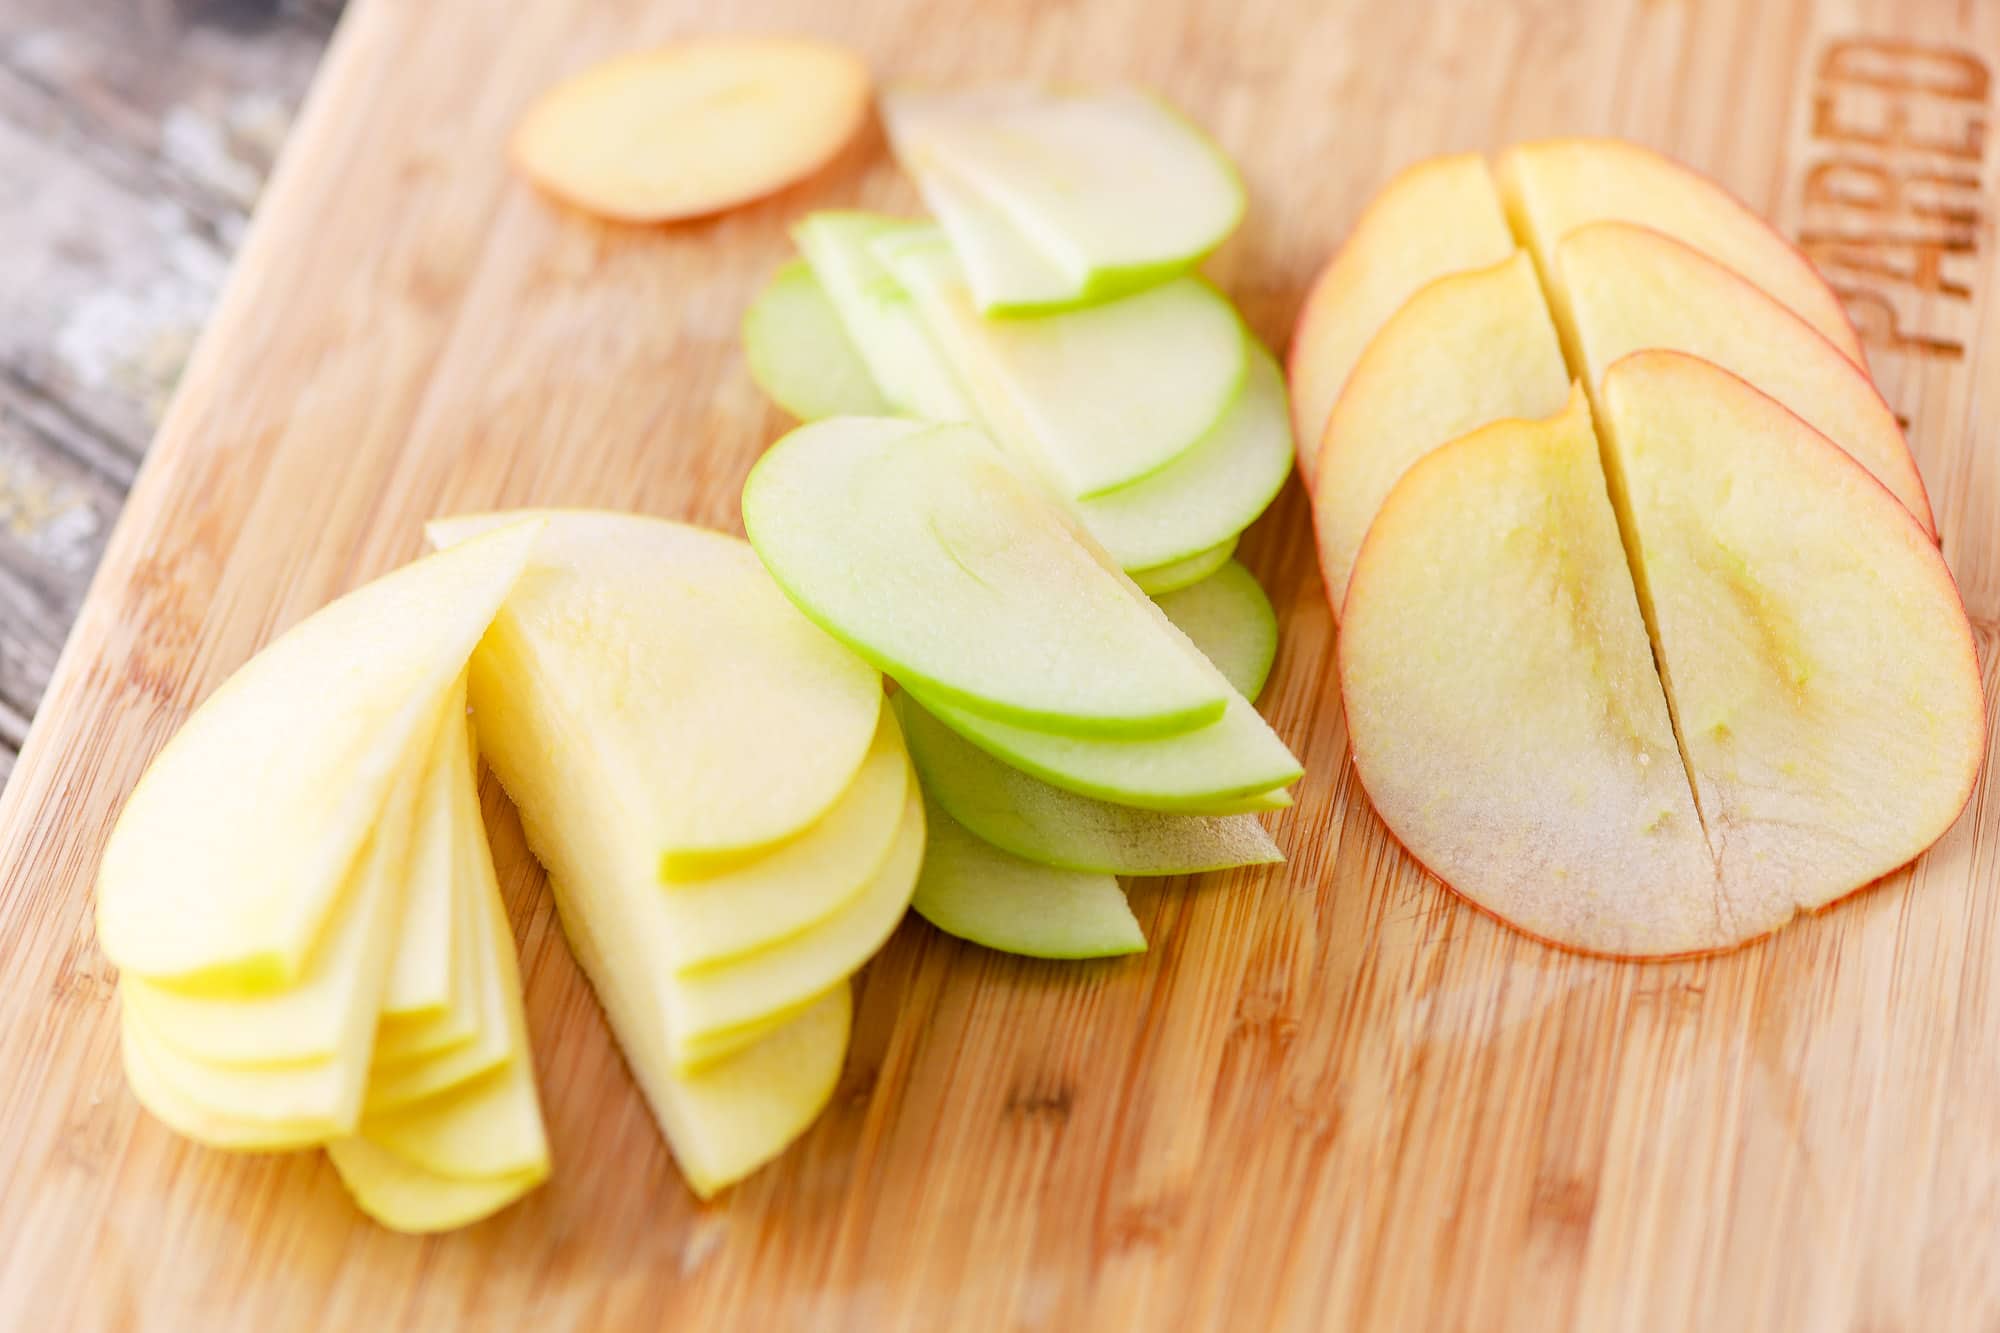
[743, 418, 1302, 960]
[97, 522, 554, 1233]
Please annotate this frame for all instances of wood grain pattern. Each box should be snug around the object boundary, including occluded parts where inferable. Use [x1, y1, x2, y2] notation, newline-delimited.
[1, 0, 1996, 1327]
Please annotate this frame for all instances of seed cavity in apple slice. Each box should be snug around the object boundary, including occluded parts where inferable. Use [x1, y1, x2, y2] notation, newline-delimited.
[743, 258, 890, 421]
[882, 85, 1244, 314]
[743, 418, 1232, 738]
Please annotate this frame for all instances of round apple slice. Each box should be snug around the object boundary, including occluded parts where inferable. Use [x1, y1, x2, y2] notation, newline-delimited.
[743, 258, 889, 421]
[510, 38, 871, 224]
[1597, 352, 1983, 940]
[743, 419, 1231, 738]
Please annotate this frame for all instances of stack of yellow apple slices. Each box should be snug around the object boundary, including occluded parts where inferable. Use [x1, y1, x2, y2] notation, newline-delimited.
[425, 510, 919, 1198]
[97, 522, 553, 1232]
[1293, 138, 1985, 956]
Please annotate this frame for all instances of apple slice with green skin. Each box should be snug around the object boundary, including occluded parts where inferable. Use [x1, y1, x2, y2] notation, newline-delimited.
[327, 1138, 545, 1235]
[743, 258, 890, 421]
[1289, 153, 1515, 485]
[1153, 560, 1278, 701]
[913, 795, 1145, 958]
[1340, 388, 1723, 957]
[897, 696, 1280, 876]
[1314, 250, 1571, 616]
[1130, 538, 1237, 596]
[743, 419, 1231, 739]
[96, 520, 541, 993]
[888, 128, 1080, 312]
[794, 213, 974, 421]
[1496, 138, 1865, 364]
[1597, 352, 1983, 943]
[872, 229, 1247, 500]
[1550, 221, 1934, 537]
[428, 510, 883, 873]
[883, 85, 1244, 314]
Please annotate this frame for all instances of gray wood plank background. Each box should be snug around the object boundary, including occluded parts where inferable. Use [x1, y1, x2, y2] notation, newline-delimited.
[0, 0, 336, 788]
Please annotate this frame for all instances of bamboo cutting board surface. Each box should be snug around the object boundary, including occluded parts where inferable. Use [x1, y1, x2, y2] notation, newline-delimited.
[2, 0, 1998, 1327]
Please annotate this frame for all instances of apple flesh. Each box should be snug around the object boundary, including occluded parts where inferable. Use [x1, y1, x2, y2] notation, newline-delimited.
[1151, 559, 1279, 701]
[742, 258, 890, 422]
[1129, 538, 1237, 596]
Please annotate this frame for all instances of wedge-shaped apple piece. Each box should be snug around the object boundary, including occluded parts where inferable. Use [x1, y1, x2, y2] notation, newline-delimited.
[743, 258, 890, 421]
[97, 521, 540, 991]
[429, 511, 881, 871]
[1289, 153, 1515, 483]
[1130, 538, 1237, 596]
[1340, 389, 1722, 956]
[888, 128, 1080, 313]
[1496, 138, 1864, 363]
[1153, 559, 1279, 701]
[327, 1138, 545, 1235]
[743, 419, 1231, 738]
[1598, 352, 1982, 942]
[795, 213, 975, 421]
[1550, 221, 1933, 537]
[897, 696, 1279, 876]
[1315, 251, 1570, 615]
[913, 795, 1145, 958]
[873, 230, 1247, 499]
[883, 85, 1244, 314]
[511, 38, 870, 223]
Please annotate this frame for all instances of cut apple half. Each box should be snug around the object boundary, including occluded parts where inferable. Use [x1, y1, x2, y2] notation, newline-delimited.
[1496, 137, 1864, 364]
[743, 258, 890, 421]
[1314, 249, 1571, 614]
[1288, 152, 1516, 484]
[1130, 538, 1237, 597]
[743, 418, 1232, 738]
[912, 795, 1146, 959]
[510, 37, 871, 224]
[1153, 559, 1279, 702]
[883, 85, 1244, 314]
[873, 229, 1247, 499]
[1548, 221, 1933, 537]
[97, 520, 540, 992]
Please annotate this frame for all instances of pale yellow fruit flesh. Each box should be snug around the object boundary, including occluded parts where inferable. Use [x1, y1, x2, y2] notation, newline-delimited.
[510, 38, 871, 223]
[96, 520, 540, 991]
[1288, 152, 1515, 484]
[1549, 220, 1933, 538]
[327, 1136, 544, 1235]
[1597, 351, 1984, 940]
[1313, 250, 1570, 614]
[379, 701, 464, 1026]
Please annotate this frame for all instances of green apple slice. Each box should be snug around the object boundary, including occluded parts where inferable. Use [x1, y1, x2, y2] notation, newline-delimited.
[891, 137, 1079, 311]
[794, 212, 974, 420]
[744, 418, 1231, 738]
[897, 696, 1280, 876]
[912, 796, 1145, 958]
[429, 510, 883, 872]
[872, 229, 1246, 499]
[97, 519, 541, 992]
[742, 258, 890, 421]
[327, 1137, 544, 1234]
[1153, 560, 1279, 701]
[882, 86, 1244, 314]
[1129, 537, 1237, 596]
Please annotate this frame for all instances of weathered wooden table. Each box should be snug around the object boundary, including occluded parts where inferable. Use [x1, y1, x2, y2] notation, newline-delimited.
[0, 0, 334, 789]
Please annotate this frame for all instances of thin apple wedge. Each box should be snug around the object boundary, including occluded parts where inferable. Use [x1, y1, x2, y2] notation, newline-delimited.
[1152, 560, 1279, 702]
[327, 1137, 545, 1235]
[1130, 539, 1238, 597]
[743, 258, 890, 421]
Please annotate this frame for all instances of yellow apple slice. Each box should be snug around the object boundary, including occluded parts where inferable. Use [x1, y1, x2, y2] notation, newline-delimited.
[1597, 352, 1983, 941]
[327, 1137, 543, 1235]
[427, 510, 882, 871]
[1288, 153, 1515, 484]
[118, 1015, 324, 1152]
[1549, 221, 1934, 538]
[1495, 137, 1864, 364]
[1340, 389, 1721, 957]
[510, 38, 871, 224]
[97, 520, 541, 992]
[1313, 250, 1570, 614]
[377, 684, 467, 1033]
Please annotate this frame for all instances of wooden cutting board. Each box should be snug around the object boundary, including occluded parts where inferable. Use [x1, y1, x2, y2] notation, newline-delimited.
[2, 0, 1996, 1326]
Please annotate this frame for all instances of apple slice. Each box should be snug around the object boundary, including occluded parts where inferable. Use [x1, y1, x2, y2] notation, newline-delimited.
[1314, 250, 1570, 614]
[912, 795, 1146, 959]
[743, 258, 890, 421]
[97, 520, 540, 991]
[794, 212, 975, 420]
[510, 37, 870, 224]
[743, 419, 1231, 739]
[1153, 560, 1278, 701]
[1339, 389, 1722, 957]
[1288, 153, 1515, 484]
[1496, 137, 1864, 364]
[428, 510, 882, 872]
[896, 696, 1280, 876]
[1597, 352, 1983, 941]
[118, 1016, 324, 1151]
[1130, 538, 1237, 596]
[327, 1137, 544, 1235]
[1549, 221, 1934, 537]
[887, 128, 1079, 312]
[882, 85, 1244, 314]
[872, 229, 1247, 499]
